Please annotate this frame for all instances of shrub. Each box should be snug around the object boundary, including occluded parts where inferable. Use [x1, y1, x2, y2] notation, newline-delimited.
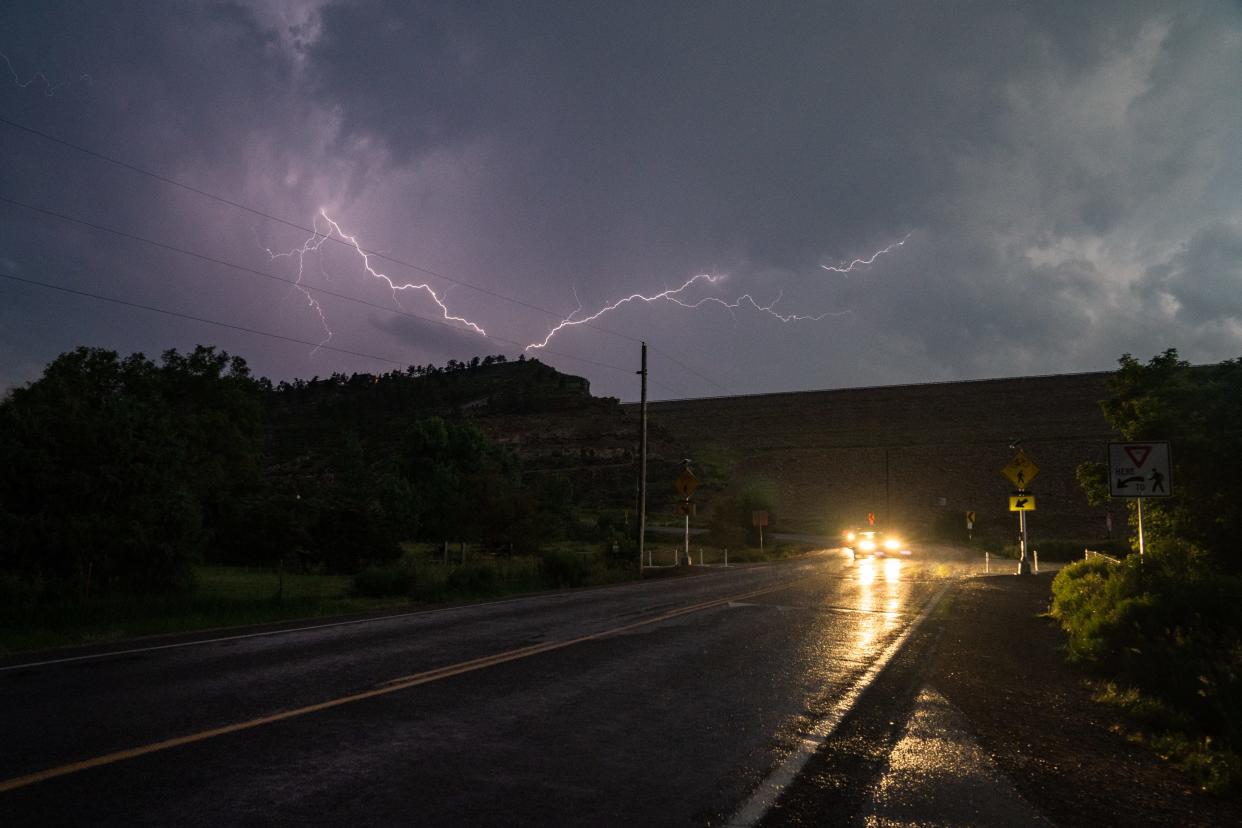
[1051, 542, 1242, 749]
[352, 561, 417, 598]
[540, 548, 589, 588]
[446, 562, 499, 593]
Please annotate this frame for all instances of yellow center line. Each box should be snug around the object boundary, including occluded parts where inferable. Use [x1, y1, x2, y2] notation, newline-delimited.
[0, 579, 798, 794]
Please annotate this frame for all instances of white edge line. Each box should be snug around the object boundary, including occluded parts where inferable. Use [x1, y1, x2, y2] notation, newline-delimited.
[726, 581, 950, 828]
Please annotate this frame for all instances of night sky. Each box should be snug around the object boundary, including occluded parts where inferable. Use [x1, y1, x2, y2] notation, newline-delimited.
[2, 1, 1239, 401]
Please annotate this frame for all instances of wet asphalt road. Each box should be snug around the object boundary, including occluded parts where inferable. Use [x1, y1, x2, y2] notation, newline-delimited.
[1, 547, 980, 826]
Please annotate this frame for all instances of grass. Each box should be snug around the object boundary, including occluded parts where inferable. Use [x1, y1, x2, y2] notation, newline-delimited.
[1093, 681, 1242, 795]
[2, 538, 811, 657]
[0, 566, 417, 656]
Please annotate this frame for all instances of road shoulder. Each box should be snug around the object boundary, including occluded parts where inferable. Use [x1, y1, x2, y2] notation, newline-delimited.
[929, 573, 1242, 827]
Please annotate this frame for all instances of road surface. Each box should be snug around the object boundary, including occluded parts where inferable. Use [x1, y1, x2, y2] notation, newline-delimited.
[1, 546, 982, 826]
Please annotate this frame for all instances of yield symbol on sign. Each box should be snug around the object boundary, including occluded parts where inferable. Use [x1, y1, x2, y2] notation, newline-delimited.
[1124, 446, 1152, 468]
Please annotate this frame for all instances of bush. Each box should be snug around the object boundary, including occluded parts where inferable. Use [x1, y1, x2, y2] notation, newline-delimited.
[352, 561, 417, 598]
[1051, 542, 1242, 750]
[446, 562, 500, 593]
[0, 571, 42, 621]
[540, 548, 589, 588]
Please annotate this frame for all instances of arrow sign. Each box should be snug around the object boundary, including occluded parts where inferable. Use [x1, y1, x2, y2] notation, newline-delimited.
[1008, 494, 1036, 511]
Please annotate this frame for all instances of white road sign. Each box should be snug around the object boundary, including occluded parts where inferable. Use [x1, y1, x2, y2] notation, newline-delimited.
[1108, 441, 1172, 498]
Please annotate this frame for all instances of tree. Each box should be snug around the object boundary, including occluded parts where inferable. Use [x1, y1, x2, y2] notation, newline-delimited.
[1080, 350, 1242, 568]
[399, 417, 523, 550]
[157, 346, 267, 564]
[0, 348, 196, 597]
[735, 479, 778, 546]
[0, 345, 272, 598]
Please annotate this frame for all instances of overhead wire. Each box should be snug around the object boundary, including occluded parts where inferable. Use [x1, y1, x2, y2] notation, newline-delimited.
[0, 269, 678, 391]
[0, 193, 674, 387]
[0, 115, 731, 394]
[0, 270, 406, 366]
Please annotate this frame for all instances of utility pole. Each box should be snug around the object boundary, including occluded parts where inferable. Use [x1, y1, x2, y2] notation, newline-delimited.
[682, 458, 692, 565]
[637, 342, 648, 572]
[884, 447, 891, 525]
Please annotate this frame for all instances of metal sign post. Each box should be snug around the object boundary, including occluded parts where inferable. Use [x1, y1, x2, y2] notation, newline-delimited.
[1003, 449, 1039, 575]
[675, 461, 699, 566]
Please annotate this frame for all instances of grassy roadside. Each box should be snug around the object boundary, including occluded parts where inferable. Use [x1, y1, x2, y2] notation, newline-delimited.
[0, 566, 411, 656]
[1, 539, 811, 657]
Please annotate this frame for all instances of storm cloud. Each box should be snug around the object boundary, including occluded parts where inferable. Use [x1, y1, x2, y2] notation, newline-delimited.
[2, 1, 1239, 399]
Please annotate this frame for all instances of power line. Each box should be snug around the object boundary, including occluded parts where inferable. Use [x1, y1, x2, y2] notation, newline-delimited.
[0, 270, 682, 392]
[0, 115, 730, 393]
[0, 193, 663, 384]
[0, 270, 407, 365]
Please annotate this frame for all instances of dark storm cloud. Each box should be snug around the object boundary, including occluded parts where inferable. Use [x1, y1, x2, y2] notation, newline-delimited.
[369, 310, 497, 358]
[2, 1, 1239, 399]
[1146, 224, 1242, 321]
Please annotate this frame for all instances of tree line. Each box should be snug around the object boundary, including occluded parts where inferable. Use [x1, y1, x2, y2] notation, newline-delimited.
[0, 345, 588, 605]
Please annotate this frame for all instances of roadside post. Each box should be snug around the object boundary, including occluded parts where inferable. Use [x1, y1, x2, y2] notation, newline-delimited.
[1108, 441, 1172, 558]
[1002, 448, 1039, 575]
[675, 460, 699, 566]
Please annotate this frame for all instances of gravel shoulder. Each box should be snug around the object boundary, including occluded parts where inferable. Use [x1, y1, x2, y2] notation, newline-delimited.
[929, 572, 1241, 827]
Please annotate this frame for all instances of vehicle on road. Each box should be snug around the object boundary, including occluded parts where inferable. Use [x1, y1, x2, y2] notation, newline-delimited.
[842, 528, 912, 559]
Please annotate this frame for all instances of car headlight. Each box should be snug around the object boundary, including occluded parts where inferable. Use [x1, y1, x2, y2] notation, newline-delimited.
[846, 531, 856, 542]
[883, 538, 900, 551]
[859, 538, 876, 551]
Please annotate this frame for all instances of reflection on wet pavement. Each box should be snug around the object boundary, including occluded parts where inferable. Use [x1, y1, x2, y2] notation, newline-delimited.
[860, 687, 1052, 827]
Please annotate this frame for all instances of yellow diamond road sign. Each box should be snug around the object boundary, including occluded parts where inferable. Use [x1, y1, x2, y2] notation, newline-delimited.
[674, 469, 699, 499]
[1001, 450, 1039, 489]
[1009, 494, 1036, 511]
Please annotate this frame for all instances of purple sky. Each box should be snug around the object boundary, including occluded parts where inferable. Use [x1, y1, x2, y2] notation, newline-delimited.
[2, 1, 1240, 400]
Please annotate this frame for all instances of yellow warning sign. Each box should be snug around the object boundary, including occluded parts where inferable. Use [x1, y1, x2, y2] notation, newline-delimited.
[1008, 494, 1036, 512]
[1001, 450, 1039, 490]
[674, 469, 699, 499]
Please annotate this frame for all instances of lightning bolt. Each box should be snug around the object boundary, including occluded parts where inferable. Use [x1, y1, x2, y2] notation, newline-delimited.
[317, 210, 488, 336]
[1, 51, 92, 97]
[526, 273, 722, 350]
[263, 215, 334, 354]
[265, 210, 489, 354]
[668, 291, 846, 322]
[526, 274, 847, 350]
[821, 233, 912, 275]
